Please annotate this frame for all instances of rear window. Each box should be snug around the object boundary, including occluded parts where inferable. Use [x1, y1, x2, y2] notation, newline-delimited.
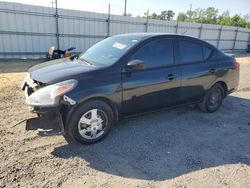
[179, 40, 203, 63]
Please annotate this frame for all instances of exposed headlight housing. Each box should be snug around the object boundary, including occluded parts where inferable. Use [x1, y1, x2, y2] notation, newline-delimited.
[26, 79, 78, 107]
[21, 73, 36, 90]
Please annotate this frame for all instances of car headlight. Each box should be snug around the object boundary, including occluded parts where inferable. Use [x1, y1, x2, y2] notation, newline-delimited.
[26, 79, 78, 107]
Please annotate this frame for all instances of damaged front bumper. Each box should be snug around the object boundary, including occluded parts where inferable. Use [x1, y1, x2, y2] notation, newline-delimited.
[25, 104, 66, 134]
[27, 104, 61, 114]
[21, 74, 75, 134]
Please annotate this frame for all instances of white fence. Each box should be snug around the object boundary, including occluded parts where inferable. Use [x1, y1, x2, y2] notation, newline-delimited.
[0, 1, 250, 59]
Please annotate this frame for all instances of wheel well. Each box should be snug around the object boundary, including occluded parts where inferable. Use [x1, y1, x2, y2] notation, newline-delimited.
[214, 81, 228, 97]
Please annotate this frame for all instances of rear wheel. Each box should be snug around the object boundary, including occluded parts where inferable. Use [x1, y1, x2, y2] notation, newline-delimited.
[64, 100, 114, 145]
[199, 83, 224, 113]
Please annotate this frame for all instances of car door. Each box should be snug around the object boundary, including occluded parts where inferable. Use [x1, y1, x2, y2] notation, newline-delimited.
[121, 38, 181, 116]
[177, 38, 217, 104]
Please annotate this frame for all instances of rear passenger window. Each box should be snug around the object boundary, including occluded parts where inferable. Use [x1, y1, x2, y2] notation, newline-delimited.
[203, 45, 212, 60]
[131, 39, 174, 68]
[179, 40, 203, 63]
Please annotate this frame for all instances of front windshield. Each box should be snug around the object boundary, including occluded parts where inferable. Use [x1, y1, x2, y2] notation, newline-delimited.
[79, 36, 140, 66]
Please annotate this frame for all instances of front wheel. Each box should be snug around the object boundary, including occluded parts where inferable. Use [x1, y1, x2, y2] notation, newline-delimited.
[199, 83, 224, 113]
[64, 100, 114, 145]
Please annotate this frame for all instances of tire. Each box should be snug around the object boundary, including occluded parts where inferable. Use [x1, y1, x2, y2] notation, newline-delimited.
[198, 83, 224, 113]
[63, 100, 114, 145]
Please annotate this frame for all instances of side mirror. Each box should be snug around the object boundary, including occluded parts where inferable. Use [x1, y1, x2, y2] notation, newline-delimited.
[124, 59, 145, 72]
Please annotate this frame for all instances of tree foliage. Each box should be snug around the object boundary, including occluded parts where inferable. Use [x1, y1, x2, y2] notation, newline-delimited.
[148, 10, 175, 21]
[160, 10, 175, 21]
[141, 7, 250, 28]
[176, 7, 250, 28]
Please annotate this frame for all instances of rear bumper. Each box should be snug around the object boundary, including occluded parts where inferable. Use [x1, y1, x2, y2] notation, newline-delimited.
[226, 68, 239, 95]
[226, 77, 239, 95]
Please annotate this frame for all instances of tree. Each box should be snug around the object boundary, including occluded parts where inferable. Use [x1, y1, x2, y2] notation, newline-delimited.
[243, 14, 250, 28]
[146, 10, 175, 21]
[177, 12, 187, 22]
[204, 7, 218, 24]
[243, 14, 250, 22]
[217, 10, 231, 25]
[230, 14, 248, 27]
[160, 10, 175, 21]
[149, 13, 161, 19]
[138, 6, 250, 28]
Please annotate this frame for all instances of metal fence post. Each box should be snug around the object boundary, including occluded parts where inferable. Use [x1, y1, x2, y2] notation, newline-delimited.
[198, 23, 203, 39]
[232, 27, 239, 51]
[247, 32, 250, 51]
[217, 25, 223, 48]
[175, 22, 178, 34]
[55, 0, 60, 50]
[106, 4, 111, 37]
[145, 10, 149, 32]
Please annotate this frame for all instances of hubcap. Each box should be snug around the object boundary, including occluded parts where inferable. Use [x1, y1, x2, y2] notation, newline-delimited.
[208, 88, 222, 109]
[78, 109, 107, 140]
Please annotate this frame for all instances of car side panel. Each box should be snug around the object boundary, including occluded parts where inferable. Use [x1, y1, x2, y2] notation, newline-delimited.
[207, 59, 240, 93]
[180, 61, 219, 103]
[180, 57, 239, 104]
[59, 67, 122, 127]
[175, 36, 237, 104]
[121, 66, 181, 116]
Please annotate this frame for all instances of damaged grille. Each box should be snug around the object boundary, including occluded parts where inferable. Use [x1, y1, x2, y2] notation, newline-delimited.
[26, 85, 34, 96]
[23, 75, 45, 97]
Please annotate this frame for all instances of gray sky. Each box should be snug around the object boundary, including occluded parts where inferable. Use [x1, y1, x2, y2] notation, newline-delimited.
[1, 0, 250, 17]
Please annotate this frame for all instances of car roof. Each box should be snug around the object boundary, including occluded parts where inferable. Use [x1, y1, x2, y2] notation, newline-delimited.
[114, 33, 216, 49]
[114, 33, 192, 40]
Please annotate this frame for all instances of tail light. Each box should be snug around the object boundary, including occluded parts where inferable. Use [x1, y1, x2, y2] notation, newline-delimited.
[233, 61, 240, 69]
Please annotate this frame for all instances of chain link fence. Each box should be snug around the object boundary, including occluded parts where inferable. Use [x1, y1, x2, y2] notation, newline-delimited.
[0, 1, 250, 59]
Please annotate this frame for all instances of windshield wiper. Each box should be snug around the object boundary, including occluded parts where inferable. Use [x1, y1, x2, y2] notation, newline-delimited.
[69, 54, 79, 61]
[70, 54, 94, 66]
[78, 58, 94, 66]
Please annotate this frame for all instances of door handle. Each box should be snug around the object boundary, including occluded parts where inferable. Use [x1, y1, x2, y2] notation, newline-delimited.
[167, 74, 176, 80]
[209, 68, 216, 74]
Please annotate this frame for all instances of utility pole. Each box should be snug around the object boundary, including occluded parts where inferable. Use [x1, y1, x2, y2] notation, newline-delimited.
[145, 10, 149, 32]
[55, 0, 60, 50]
[50, 1, 54, 8]
[124, 0, 127, 16]
[189, 3, 192, 11]
[107, 4, 110, 37]
[189, 3, 192, 21]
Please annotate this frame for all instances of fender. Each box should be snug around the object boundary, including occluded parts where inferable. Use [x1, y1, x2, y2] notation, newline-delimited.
[60, 87, 122, 128]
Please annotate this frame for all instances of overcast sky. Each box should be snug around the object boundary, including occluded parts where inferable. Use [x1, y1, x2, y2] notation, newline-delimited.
[1, 0, 250, 17]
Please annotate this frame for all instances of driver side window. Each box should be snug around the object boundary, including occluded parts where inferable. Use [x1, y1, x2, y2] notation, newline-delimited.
[130, 39, 174, 69]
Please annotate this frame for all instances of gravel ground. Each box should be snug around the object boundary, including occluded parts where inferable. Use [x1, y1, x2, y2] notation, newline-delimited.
[0, 57, 250, 188]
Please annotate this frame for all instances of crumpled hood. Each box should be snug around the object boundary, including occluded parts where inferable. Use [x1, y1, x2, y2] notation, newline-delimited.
[29, 58, 98, 84]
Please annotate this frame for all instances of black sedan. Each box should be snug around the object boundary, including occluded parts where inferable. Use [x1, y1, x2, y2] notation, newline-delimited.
[22, 33, 240, 144]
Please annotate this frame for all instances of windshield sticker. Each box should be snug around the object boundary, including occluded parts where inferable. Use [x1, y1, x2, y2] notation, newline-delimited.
[112, 42, 127, 50]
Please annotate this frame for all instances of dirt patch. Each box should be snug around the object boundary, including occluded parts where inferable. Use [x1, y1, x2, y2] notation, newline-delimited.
[0, 57, 250, 188]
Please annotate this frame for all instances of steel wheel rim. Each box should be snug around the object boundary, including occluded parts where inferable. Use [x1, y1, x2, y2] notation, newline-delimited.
[78, 109, 108, 140]
[207, 88, 222, 109]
